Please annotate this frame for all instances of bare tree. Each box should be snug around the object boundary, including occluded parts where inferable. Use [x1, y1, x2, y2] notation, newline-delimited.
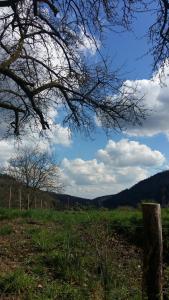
[6, 147, 64, 192]
[149, 0, 169, 70]
[0, 0, 148, 137]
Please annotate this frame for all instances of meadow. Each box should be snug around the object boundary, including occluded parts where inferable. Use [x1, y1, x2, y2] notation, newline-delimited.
[0, 207, 169, 299]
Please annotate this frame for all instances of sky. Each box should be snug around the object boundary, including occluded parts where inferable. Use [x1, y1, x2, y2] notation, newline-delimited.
[1, 7, 169, 199]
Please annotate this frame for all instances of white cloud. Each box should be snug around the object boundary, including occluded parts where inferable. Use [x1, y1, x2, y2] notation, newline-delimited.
[62, 158, 115, 186]
[30, 105, 72, 148]
[97, 139, 165, 167]
[79, 30, 100, 55]
[94, 62, 169, 138]
[43, 124, 71, 147]
[62, 139, 166, 198]
[18, 123, 71, 151]
[0, 115, 71, 168]
[0, 140, 15, 167]
[0, 125, 70, 167]
[122, 64, 169, 137]
[0, 103, 71, 167]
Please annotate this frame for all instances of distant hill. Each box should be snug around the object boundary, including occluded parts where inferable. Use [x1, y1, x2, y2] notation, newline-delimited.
[0, 174, 56, 209]
[49, 193, 92, 209]
[0, 174, 91, 209]
[1, 170, 169, 210]
[93, 170, 169, 208]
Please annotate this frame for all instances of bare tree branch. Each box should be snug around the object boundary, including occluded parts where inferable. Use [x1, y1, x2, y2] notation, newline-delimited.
[6, 146, 64, 192]
[0, 0, 151, 137]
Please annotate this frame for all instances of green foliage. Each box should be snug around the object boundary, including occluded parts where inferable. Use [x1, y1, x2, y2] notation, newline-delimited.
[0, 224, 13, 235]
[0, 269, 35, 294]
[3, 206, 169, 299]
[0, 208, 145, 299]
[31, 229, 57, 251]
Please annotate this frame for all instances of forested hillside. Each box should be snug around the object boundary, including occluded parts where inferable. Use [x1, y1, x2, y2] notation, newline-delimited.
[94, 170, 169, 208]
[1, 170, 169, 210]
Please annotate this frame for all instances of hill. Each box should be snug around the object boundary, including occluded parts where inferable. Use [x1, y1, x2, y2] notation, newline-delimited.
[0, 174, 56, 209]
[49, 192, 92, 208]
[93, 170, 169, 208]
[1, 170, 169, 209]
[0, 174, 91, 209]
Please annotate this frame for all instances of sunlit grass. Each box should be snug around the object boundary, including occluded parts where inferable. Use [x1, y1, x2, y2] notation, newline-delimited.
[0, 207, 145, 299]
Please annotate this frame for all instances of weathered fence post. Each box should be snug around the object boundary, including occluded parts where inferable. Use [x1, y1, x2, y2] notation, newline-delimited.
[142, 203, 163, 300]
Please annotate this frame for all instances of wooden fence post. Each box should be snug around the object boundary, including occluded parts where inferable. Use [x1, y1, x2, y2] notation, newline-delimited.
[142, 203, 163, 300]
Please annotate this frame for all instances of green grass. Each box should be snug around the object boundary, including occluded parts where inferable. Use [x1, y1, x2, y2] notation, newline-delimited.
[5, 208, 169, 300]
[0, 269, 35, 295]
[0, 207, 142, 224]
[0, 207, 148, 299]
[0, 224, 13, 235]
[1, 207, 169, 298]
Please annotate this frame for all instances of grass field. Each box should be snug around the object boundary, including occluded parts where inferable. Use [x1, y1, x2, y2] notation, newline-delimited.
[0, 207, 169, 299]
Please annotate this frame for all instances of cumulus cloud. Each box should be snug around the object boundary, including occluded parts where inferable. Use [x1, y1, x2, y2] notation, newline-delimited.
[0, 106, 71, 167]
[44, 124, 71, 147]
[0, 123, 71, 168]
[79, 30, 100, 55]
[62, 139, 166, 198]
[122, 64, 169, 137]
[114, 166, 149, 185]
[62, 158, 116, 186]
[0, 140, 16, 167]
[97, 139, 165, 167]
[94, 63, 169, 138]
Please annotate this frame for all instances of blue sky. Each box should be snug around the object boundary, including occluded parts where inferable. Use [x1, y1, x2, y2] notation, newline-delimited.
[1, 8, 169, 199]
[58, 12, 155, 159]
[55, 10, 169, 198]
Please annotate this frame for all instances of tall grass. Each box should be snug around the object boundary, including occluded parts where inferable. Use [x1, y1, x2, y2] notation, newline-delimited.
[0, 207, 143, 299]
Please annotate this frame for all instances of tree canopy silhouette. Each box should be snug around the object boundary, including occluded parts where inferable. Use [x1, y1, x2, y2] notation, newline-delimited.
[0, 0, 167, 136]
